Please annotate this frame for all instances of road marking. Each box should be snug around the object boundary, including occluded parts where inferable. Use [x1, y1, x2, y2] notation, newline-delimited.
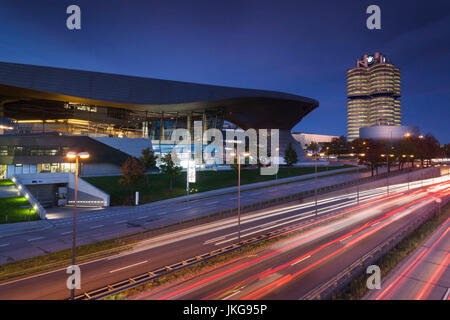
[223, 290, 241, 300]
[27, 237, 45, 242]
[340, 235, 353, 242]
[259, 221, 277, 228]
[90, 225, 104, 229]
[175, 208, 187, 212]
[443, 288, 450, 300]
[137, 216, 149, 219]
[0, 243, 9, 247]
[371, 222, 381, 227]
[60, 231, 72, 235]
[291, 255, 311, 266]
[114, 220, 127, 224]
[207, 201, 219, 205]
[109, 260, 148, 273]
[204, 235, 227, 244]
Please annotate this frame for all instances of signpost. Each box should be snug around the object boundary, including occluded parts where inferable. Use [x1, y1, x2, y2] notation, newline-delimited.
[187, 160, 196, 201]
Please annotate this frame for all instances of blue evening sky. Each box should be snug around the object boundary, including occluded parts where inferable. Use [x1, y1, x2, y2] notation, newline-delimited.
[0, 0, 449, 142]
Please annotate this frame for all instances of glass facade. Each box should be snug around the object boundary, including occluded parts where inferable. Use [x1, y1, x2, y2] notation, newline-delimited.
[347, 53, 401, 141]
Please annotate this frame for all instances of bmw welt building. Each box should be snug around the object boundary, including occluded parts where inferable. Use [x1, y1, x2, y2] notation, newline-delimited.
[0, 62, 318, 179]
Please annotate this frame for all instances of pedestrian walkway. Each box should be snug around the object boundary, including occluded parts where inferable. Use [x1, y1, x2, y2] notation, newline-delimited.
[0, 185, 19, 198]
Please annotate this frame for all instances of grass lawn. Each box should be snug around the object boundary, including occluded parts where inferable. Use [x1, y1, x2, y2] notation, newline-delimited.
[0, 196, 39, 224]
[85, 165, 354, 206]
[0, 180, 14, 186]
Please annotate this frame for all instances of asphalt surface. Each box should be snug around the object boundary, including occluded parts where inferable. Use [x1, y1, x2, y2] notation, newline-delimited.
[366, 211, 450, 300]
[0, 175, 447, 300]
[132, 181, 450, 300]
[0, 167, 435, 263]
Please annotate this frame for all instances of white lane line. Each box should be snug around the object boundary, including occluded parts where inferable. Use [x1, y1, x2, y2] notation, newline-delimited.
[90, 225, 104, 230]
[137, 216, 149, 220]
[223, 290, 241, 300]
[291, 255, 311, 266]
[443, 288, 450, 300]
[0, 243, 9, 247]
[114, 220, 127, 224]
[109, 260, 148, 273]
[60, 231, 73, 235]
[259, 221, 277, 228]
[207, 201, 219, 205]
[204, 235, 227, 245]
[175, 208, 187, 212]
[27, 237, 45, 242]
[340, 235, 353, 242]
[371, 222, 381, 227]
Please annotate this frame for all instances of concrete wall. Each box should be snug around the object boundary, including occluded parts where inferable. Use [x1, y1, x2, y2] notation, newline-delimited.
[92, 137, 152, 158]
[67, 173, 110, 207]
[81, 163, 122, 177]
[15, 172, 109, 208]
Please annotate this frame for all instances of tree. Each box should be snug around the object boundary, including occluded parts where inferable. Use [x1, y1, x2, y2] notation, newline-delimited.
[328, 135, 348, 158]
[118, 157, 145, 204]
[284, 143, 298, 167]
[160, 153, 182, 192]
[306, 141, 320, 154]
[423, 134, 441, 165]
[442, 143, 450, 158]
[139, 147, 158, 184]
[363, 139, 384, 176]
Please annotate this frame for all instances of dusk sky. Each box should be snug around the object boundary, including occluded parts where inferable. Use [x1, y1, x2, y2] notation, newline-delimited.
[0, 0, 449, 143]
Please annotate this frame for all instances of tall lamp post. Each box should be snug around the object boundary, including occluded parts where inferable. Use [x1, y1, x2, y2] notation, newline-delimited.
[381, 153, 394, 195]
[407, 155, 414, 190]
[350, 153, 366, 204]
[66, 151, 90, 299]
[231, 152, 249, 243]
[307, 151, 325, 215]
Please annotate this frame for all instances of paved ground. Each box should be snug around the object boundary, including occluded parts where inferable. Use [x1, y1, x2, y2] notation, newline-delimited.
[0, 185, 19, 198]
[1, 177, 446, 299]
[132, 183, 449, 300]
[45, 207, 105, 220]
[0, 167, 439, 264]
[366, 213, 450, 300]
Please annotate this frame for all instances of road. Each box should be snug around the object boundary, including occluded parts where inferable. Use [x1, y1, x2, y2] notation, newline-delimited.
[0, 167, 436, 263]
[366, 212, 450, 300]
[0, 175, 447, 300]
[131, 181, 450, 300]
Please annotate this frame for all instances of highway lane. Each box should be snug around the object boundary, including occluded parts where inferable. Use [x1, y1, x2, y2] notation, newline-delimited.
[0, 177, 440, 300]
[131, 182, 450, 300]
[366, 213, 450, 300]
[0, 167, 434, 263]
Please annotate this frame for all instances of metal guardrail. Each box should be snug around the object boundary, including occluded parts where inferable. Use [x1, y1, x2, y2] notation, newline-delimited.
[300, 196, 450, 300]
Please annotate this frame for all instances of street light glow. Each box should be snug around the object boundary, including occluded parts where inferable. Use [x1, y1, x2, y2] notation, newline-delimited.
[66, 152, 77, 159]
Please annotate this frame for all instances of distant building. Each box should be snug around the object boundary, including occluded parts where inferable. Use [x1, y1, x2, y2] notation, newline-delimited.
[359, 125, 420, 142]
[347, 52, 401, 141]
[291, 132, 340, 149]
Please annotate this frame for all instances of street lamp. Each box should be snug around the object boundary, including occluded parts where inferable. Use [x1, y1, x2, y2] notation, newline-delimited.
[355, 153, 366, 204]
[231, 151, 250, 243]
[275, 147, 280, 180]
[66, 151, 90, 299]
[381, 153, 394, 195]
[307, 151, 325, 215]
[408, 155, 415, 190]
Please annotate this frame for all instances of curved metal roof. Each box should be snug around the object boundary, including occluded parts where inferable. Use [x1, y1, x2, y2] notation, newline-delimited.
[0, 61, 318, 129]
